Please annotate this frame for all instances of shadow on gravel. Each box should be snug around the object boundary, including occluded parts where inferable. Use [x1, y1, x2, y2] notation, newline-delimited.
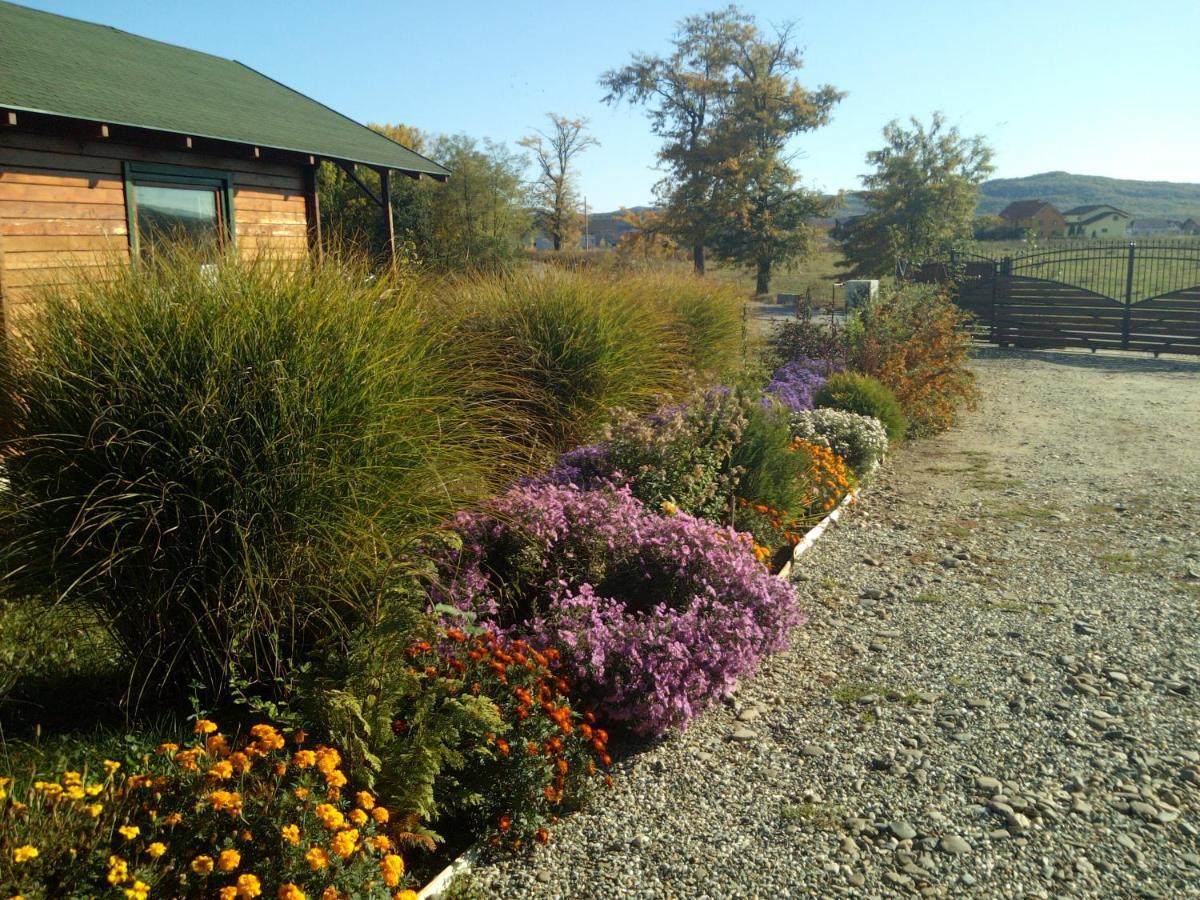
[970, 345, 1200, 375]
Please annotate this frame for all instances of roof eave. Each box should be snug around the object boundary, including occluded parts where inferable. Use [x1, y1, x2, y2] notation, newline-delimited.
[0, 104, 449, 180]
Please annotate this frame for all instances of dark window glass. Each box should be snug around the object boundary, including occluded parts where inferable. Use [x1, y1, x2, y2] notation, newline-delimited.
[134, 182, 222, 253]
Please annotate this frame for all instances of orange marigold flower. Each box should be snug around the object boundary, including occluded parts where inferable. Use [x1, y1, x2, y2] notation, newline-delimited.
[355, 790, 375, 810]
[194, 719, 218, 735]
[330, 829, 359, 860]
[293, 750, 317, 768]
[371, 806, 390, 825]
[281, 824, 300, 846]
[305, 846, 329, 870]
[277, 884, 306, 900]
[380, 853, 405, 887]
[217, 848, 241, 872]
[235, 873, 261, 898]
[191, 854, 215, 875]
[207, 734, 231, 756]
[535, 827, 549, 844]
[368, 835, 391, 852]
[349, 808, 368, 827]
[498, 814, 511, 832]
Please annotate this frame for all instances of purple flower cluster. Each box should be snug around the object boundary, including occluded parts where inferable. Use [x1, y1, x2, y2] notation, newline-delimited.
[436, 482, 805, 735]
[764, 357, 841, 413]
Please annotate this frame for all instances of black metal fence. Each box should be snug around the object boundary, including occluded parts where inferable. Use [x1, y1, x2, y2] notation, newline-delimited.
[911, 241, 1200, 356]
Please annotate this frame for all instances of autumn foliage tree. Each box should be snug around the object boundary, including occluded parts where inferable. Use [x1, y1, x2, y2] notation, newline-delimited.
[602, 6, 842, 290]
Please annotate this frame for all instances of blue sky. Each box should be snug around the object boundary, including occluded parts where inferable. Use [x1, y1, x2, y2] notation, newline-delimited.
[22, 0, 1200, 211]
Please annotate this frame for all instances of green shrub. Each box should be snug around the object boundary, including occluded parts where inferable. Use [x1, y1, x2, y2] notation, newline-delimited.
[452, 270, 690, 451]
[728, 398, 808, 523]
[0, 251, 520, 705]
[814, 372, 907, 443]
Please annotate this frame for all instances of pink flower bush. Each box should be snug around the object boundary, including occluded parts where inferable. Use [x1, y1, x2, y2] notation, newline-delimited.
[436, 482, 805, 735]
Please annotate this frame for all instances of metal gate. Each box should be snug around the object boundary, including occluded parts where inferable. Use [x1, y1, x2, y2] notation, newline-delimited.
[936, 242, 1200, 356]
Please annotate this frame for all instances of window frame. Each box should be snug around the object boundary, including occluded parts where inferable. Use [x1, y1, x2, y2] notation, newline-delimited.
[123, 161, 236, 257]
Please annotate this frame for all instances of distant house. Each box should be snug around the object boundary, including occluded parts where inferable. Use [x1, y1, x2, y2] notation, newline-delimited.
[998, 200, 1066, 238]
[1062, 205, 1131, 238]
[0, 0, 448, 330]
[1178, 218, 1200, 236]
[1128, 218, 1182, 236]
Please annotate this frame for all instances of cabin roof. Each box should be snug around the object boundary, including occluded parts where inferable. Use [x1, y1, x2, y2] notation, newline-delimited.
[0, 0, 448, 178]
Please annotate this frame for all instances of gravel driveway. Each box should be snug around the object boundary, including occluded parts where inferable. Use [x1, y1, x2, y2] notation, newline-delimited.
[471, 348, 1200, 899]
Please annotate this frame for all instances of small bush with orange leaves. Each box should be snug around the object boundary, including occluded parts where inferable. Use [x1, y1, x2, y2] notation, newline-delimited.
[0, 721, 417, 899]
[851, 284, 979, 435]
[315, 621, 609, 851]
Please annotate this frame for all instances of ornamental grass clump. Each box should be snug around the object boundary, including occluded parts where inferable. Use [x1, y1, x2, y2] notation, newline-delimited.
[449, 269, 690, 452]
[436, 483, 804, 735]
[814, 372, 907, 444]
[0, 721, 417, 899]
[789, 408, 889, 475]
[0, 250, 521, 705]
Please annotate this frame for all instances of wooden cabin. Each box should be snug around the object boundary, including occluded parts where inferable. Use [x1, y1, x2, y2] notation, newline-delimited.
[0, 0, 448, 330]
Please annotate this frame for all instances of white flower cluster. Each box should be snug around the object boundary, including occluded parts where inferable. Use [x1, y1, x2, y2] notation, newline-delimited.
[790, 408, 889, 475]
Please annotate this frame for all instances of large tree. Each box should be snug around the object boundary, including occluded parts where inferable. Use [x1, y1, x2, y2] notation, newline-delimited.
[519, 114, 599, 251]
[601, 6, 841, 288]
[840, 113, 995, 277]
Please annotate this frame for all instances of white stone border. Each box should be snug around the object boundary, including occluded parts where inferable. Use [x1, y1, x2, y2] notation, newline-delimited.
[417, 486, 862, 897]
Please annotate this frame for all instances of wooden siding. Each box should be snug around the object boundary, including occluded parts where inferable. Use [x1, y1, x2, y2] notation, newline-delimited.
[0, 131, 311, 325]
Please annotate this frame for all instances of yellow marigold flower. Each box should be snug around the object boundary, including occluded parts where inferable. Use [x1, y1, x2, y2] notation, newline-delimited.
[371, 806, 390, 825]
[277, 885, 306, 900]
[146, 842, 167, 859]
[13, 845, 39, 863]
[324, 769, 347, 790]
[163, 812, 182, 827]
[294, 787, 310, 800]
[207, 790, 243, 816]
[220, 889, 239, 900]
[84, 782, 102, 797]
[292, 750, 316, 769]
[660, 499, 679, 516]
[330, 829, 359, 860]
[240, 829, 254, 843]
[320, 889, 339, 900]
[228, 752, 252, 774]
[208, 760, 234, 780]
[33, 780, 62, 797]
[250, 724, 285, 751]
[106, 859, 129, 888]
[217, 848, 241, 872]
[355, 790, 375, 810]
[86, 802, 104, 818]
[191, 854, 215, 875]
[194, 719, 219, 735]
[314, 803, 345, 831]
[124, 880, 150, 900]
[65, 784, 86, 800]
[305, 846, 329, 871]
[156, 742, 179, 757]
[63, 770, 82, 785]
[118, 825, 139, 840]
[281, 823, 300, 846]
[393, 892, 418, 900]
[367, 835, 391, 853]
[175, 749, 201, 772]
[207, 734, 231, 757]
[103, 760, 121, 775]
[314, 747, 341, 775]
[349, 808, 368, 827]
[274, 762, 288, 778]
[235, 874, 262, 899]
[380, 853, 405, 887]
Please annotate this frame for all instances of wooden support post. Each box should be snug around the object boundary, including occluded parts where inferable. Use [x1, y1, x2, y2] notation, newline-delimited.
[1, 111, 16, 127]
[379, 168, 396, 266]
[97, 123, 110, 139]
[303, 161, 322, 258]
[183, 136, 193, 149]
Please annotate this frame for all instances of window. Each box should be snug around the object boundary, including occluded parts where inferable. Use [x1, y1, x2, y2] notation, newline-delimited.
[123, 162, 235, 256]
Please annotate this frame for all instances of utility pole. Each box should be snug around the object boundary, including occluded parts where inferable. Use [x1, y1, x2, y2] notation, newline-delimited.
[584, 196, 590, 250]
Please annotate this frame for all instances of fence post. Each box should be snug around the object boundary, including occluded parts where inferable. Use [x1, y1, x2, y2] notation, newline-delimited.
[990, 260, 999, 342]
[1122, 242, 1135, 350]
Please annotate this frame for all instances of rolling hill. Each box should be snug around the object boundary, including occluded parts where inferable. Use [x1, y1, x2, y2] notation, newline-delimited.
[977, 172, 1200, 219]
